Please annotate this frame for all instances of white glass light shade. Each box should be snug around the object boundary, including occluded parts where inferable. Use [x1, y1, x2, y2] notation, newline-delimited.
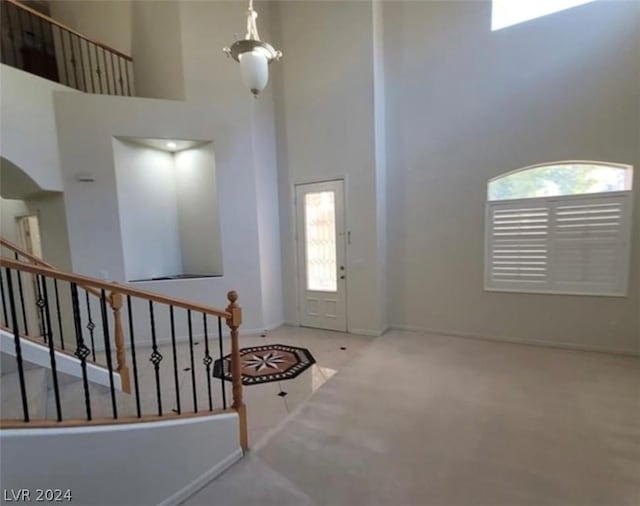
[239, 50, 269, 95]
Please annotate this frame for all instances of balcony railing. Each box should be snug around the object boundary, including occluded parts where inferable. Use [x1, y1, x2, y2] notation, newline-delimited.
[0, 0, 134, 96]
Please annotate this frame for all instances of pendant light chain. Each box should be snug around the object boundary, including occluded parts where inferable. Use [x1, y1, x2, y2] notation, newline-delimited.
[245, 0, 260, 41]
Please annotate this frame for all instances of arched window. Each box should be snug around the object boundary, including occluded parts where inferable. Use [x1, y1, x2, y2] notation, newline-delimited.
[488, 162, 633, 201]
[485, 161, 633, 296]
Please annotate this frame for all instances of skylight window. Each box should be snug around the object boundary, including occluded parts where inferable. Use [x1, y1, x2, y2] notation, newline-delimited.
[492, 0, 596, 31]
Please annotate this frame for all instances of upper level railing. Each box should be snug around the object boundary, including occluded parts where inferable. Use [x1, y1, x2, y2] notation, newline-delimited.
[0, 247, 247, 450]
[0, 0, 134, 96]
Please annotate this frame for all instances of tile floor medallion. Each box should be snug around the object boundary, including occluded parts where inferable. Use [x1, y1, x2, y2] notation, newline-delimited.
[213, 344, 316, 385]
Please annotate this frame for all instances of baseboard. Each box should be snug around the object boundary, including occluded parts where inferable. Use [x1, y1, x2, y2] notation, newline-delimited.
[348, 327, 388, 337]
[243, 321, 285, 335]
[282, 322, 387, 337]
[389, 324, 640, 357]
[159, 447, 243, 506]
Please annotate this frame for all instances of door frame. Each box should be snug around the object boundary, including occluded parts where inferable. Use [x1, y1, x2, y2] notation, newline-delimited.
[292, 176, 349, 332]
[14, 212, 44, 336]
[15, 212, 43, 258]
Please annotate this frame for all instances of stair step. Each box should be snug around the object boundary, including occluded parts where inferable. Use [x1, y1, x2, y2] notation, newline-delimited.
[0, 368, 47, 420]
[45, 380, 140, 421]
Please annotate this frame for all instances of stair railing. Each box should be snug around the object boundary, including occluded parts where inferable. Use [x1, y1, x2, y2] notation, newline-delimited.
[0, 0, 134, 96]
[0, 237, 104, 358]
[0, 257, 248, 451]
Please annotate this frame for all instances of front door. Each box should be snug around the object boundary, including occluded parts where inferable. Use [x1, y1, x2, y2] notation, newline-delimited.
[295, 180, 347, 331]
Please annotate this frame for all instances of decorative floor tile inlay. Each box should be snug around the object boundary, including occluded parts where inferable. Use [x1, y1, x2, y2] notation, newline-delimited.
[213, 344, 316, 386]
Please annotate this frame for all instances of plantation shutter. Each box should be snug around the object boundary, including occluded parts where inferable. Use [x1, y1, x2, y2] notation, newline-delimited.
[486, 201, 550, 291]
[485, 192, 632, 296]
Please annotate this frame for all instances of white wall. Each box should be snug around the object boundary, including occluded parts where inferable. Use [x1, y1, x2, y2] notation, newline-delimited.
[0, 198, 29, 243]
[175, 145, 224, 276]
[272, 0, 386, 335]
[0, 194, 74, 343]
[131, 0, 184, 100]
[49, 0, 132, 56]
[384, 0, 640, 353]
[178, 0, 284, 330]
[113, 139, 183, 281]
[0, 65, 74, 192]
[0, 413, 241, 506]
[53, 91, 277, 333]
[0, 194, 72, 270]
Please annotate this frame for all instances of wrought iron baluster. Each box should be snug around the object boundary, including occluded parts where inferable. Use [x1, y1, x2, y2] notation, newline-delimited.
[14, 253, 29, 336]
[217, 316, 227, 409]
[93, 44, 102, 94]
[40, 276, 62, 421]
[117, 56, 125, 96]
[125, 59, 132, 96]
[148, 301, 163, 416]
[126, 295, 141, 418]
[36, 12, 45, 53]
[75, 35, 87, 92]
[69, 33, 80, 90]
[70, 282, 92, 420]
[170, 306, 181, 414]
[99, 289, 118, 419]
[64, 30, 76, 87]
[55, 26, 70, 87]
[187, 309, 197, 412]
[0, 2, 6, 62]
[203, 313, 213, 411]
[8, 3, 21, 67]
[101, 48, 110, 94]
[53, 279, 64, 350]
[5, 268, 30, 422]
[85, 290, 96, 361]
[25, 2, 36, 68]
[109, 52, 117, 95]
[85, 38, 96, 94]
[15, 5, 25, 69]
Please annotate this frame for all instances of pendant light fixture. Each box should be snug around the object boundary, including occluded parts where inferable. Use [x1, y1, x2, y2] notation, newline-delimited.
[223, 0, 282, 97]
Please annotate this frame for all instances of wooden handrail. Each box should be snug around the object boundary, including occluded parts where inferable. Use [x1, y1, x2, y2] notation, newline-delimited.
[0, 237, 55, 268]
[4, 0, 133, 61]
[0, 237, 102, 299]
[0, 258, 231, 319]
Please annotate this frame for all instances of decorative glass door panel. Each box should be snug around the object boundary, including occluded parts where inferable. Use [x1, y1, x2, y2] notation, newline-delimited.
[304, 191, 337, 292]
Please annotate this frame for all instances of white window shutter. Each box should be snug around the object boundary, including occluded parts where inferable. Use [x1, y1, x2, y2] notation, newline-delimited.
[549, 194, 631, 295]
[486, 201, 550, 291]
[485, 192, 632, 296]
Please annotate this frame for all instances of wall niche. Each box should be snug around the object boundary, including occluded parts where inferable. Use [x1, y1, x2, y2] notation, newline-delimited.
[112, 137, 223, 282]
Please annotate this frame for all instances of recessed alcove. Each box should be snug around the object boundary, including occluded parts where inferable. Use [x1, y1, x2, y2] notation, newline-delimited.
[112, 137, 223, 282]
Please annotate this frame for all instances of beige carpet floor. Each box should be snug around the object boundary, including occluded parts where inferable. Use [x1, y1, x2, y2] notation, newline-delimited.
[185, 330, 640, 506]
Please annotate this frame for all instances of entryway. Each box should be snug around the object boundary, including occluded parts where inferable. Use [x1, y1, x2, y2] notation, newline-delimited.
[295, 180, 347, 332]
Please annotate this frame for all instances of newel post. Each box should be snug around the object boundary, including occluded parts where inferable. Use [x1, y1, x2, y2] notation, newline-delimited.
[109, 288, 131, 394]
[226, 290, 248, 451]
